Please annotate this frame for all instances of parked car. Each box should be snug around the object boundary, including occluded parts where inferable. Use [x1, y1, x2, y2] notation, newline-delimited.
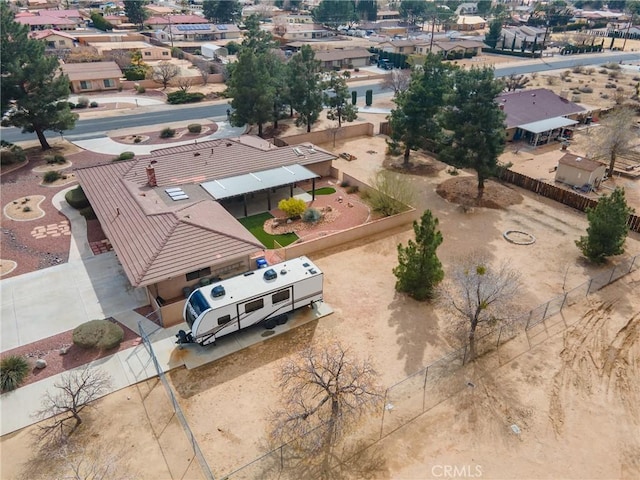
[378, 59, 393, 70]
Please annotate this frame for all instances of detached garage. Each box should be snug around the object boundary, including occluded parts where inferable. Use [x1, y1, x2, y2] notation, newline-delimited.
[555, 153, 607, 190]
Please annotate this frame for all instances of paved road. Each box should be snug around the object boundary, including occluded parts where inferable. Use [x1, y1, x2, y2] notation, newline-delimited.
[2, 51, 639, 145]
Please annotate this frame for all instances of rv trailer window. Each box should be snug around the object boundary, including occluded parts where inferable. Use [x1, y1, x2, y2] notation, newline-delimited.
[244, 298, 264, 313]
[217, 314, 231, 325]
[272, 289, 290, 304]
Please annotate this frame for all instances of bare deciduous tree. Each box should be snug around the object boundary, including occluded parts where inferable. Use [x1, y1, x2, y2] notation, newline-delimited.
[589, 106, 637, 175]
[151, 61, 181, 89]
[176, 76, 193, 93]
[35, 366, 112, 445]
[437, 253, 521, 361]
[105, 49, 132, 70]
[382, 68, 411, 97]
[193, 58, 211, 85]
[270, 340, 382, 476]
[502, 73, 531, 91]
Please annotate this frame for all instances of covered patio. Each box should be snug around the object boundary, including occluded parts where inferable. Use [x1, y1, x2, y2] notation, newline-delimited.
[516, 117, 579, 147]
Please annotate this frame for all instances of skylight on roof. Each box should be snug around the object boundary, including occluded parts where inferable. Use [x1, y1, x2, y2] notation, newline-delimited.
[166, 187, 189, 201]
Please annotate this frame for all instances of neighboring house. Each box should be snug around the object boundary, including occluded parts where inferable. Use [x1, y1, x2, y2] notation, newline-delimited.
[30, 29, 77, 49]
[555, 153, 607, 189]
[314, 48, 372, 69]
[88, 41, 171, 60]
[455, 3, 478, 15]
[161, 23, 242, 41]
[285, 14, 315, 24]
[377, 39, 418, 54]
[61, 61, 122, 93]
[75, 137, 336, 326]
[413, 38, 484, 57]
[280, 23, 335, 40]
[500, 25, 546, 50]
[145, 14, 209, 29]
[454, 15, 487, 31]
[498, 88, 587, 146]
[15, 11, 78, 31]
[376, 10, 400, 21]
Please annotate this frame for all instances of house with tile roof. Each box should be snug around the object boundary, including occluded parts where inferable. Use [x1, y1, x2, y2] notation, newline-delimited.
[75, 137, 336, 326]
[61, 61, 123, 93]
[15, 11, 79, 31]
[30, 29, 77, 49]
[314, 48, 373, 69]
[497, 88, 587, 146]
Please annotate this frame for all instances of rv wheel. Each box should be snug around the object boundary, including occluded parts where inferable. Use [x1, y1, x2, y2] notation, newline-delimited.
[264, 318, 277, 330]
[275, 314, 288, 325]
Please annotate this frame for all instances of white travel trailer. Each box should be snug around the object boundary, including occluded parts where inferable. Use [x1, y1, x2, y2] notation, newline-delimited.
[178, 256, 323, 346]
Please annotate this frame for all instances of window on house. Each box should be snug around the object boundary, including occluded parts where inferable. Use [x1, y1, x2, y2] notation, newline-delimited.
[79, 80, 91, 90]
[162, 51, 169, 56]
[272, 290, 290, 304]
[103, 79, 114, 88]
[186, 267, 212, 281]
[144, 51, 151, 56]
[58, 40, 65, 46]
[244, 298, 264, 314]
[47, 41, 55, 48]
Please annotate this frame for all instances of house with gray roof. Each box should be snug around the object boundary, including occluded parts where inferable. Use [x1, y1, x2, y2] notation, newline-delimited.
[76, 137, 335, 326]
[497, 88, 587, 146]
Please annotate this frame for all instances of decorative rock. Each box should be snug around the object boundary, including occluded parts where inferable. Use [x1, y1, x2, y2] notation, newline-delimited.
[59, 346, 70, 355]
[35, 358, 47, 369]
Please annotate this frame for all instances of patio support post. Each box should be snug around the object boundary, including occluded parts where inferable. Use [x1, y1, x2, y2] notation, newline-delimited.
[312, 178, 316, 201]
[243, 194, 248, 217]
[267, 189, 271, 210]
[290, 184, 293, 197]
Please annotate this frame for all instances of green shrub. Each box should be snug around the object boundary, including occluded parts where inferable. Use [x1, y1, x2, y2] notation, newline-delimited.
[136, 85, 146, 94]
[73, 319, 124, 350]
[90, 101, 99, 108]
[340, 180, 350, 188]
[0, 144, 26, 166]
[65, 186, 90, 210]
[365, 89, 373, 106]
[0, 355, 30, 392]
[124, 66, 147, 81]
[119, 151, 135, 160]
[187, 123, 202, 133]
[22, 206, 31, 212]
[302, 207, 322, 223]
[45, 154, 66, 164]
[68, 102, 76, 109]
[79, 206, 97, 220]
[166, 91, 205, 104]
[225, 41, 241, 54]
[160, 127, 176, 138]
[43, 170, 62, 183]
[77, 97, 90, 107]
[278, 197, 306, 218]
[133, 137, 142, 143]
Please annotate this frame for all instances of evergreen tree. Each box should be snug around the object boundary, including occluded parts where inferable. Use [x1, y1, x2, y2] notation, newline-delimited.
[312, 0, 357, 27]
[576, 188, 634, 263]
[476, 0, 492, 16]
[485, 20, 502, 49]
[393, 210, 444, 301]
[1, 4, 77, 150]
[356, 0, 378, 22]
[227, 49, 274, 137]
[388, 54, 454, 166]
[288, 45, 324, 133]
[441, 67, 506, 199]
[324, 72, 358, 127]
[399, 0, 427, 25]
[203, 0, 242, 24]
[123, 0, 149, 29]
[241, 14, 278, 53]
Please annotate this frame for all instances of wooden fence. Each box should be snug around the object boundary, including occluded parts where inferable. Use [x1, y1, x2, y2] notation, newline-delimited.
[499, 170, 640, 233]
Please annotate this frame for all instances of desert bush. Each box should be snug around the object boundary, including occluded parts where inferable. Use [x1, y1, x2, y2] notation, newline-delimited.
[545, 76, 559, 86]
[609, 71, 621, 79]
[43, 170, 62, 183]
[0, 142, 26, 166]
[90, 101, 99, 108]
[560, 70, 571, 80]
[0, 355, 30, 392]
[302, 207, 322, 223]
[112, 151, 135, 162]
[579, 86, 593, 93]
[278, 197, 307, 218]
[22, 206, 31, 212]
[598, 68, 608, 74]
[72, 319, 124, 350]
[136, 85, 146, 94]
[187, 123, 202, 133]
[585, 68, 595, 75]
[340, 180, 350, 188]
[571, 65, 584, 74]
[386, 139, 403, 156]
[45, 154, 66, 164]
[79, 206, 97, 220]
[602, 62, 621, 70]
[367, 170, 414, 216]
[605, 83, 616, 89]
[346, 185, 359, 194]
[133, 136, 142, 143]
[167, 91, 205, 104]
[77, 97, 90, 108]
[160, 127, 176, 138]
[65, 186, 90, 210]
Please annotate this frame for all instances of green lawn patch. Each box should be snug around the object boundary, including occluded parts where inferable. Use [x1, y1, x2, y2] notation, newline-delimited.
[238, 212, 299, 249]
[308, 187, 336, 195]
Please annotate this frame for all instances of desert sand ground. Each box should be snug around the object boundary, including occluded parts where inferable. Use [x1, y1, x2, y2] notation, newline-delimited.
[3, 51, 640, 480]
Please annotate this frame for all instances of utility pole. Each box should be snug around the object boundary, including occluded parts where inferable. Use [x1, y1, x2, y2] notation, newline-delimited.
[168, 14, 174, 48]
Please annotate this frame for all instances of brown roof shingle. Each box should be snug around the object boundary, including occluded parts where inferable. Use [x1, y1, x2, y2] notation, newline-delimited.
[61, 61, 122, 81]
[498, 88, 586, 129]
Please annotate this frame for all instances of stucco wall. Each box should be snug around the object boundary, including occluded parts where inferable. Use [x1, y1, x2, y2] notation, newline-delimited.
[282, 123, 375, 146]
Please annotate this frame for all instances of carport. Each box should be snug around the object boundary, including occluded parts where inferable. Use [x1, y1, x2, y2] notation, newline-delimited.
[518, 117, 579, 147]
[200, 164, 319, 217]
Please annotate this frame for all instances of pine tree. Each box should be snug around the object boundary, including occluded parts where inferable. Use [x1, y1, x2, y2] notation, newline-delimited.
[485, 20, 502, 49]
[123, 0, 149, 29]
[324, 72, 358, 128]
[288, 45, 323, 133]
[393, 210, 444, 301]
[576, 187, 634, 263]
[1, 4, 77, 150]
[203, 0, 242, 24]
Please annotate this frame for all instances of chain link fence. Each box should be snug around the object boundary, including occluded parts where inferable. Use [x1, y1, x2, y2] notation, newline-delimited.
[222, 254, 638, 479]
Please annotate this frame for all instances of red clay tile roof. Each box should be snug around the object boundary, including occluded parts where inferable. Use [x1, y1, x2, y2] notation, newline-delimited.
[497, 88, 586, 129]
[75, 138, 335, 287]
[75, 161, 263, 287]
